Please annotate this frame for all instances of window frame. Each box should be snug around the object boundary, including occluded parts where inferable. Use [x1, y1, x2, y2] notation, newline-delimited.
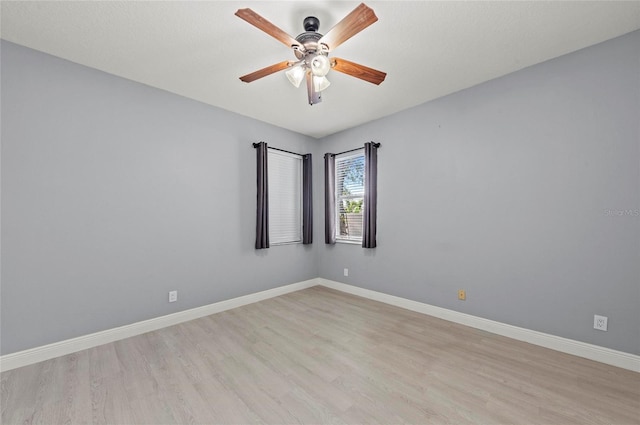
[267, 148, 303, 245]
[334, 149, 365, 244]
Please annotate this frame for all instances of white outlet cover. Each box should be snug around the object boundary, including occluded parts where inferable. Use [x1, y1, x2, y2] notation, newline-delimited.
[344, 268, 349, 277]
[169, 291, 178, 303]
[593, 314, 608, 331]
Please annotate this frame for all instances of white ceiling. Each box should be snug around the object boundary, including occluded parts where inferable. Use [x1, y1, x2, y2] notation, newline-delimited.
[2, 1, 639, 138]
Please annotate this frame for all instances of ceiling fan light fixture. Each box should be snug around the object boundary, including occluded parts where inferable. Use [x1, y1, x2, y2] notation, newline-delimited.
[313, 75, 331, 92]
[310, 54, 331, 77]
[285, 63, 306, 88]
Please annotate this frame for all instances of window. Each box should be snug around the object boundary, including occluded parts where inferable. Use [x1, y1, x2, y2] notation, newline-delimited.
[335, 150, 365, 243]
[268, 149, 302, 244]
[324, 142, 378, 248]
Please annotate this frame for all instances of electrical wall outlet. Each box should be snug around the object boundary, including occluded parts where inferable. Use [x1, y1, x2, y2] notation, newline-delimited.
[169, 290, 178, 303]
[344, 268, 349, 277]
[594, 315, 608, 331]
[458, 289, 466, 301]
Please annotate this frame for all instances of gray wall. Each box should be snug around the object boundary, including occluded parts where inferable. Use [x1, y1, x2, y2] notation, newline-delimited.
[2, 30, 639, 357]
[0, 41, 318, 355]
[317, 31, 640, 355]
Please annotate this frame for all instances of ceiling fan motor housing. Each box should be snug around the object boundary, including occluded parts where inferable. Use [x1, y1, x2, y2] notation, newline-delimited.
[294, 16, 325, 59]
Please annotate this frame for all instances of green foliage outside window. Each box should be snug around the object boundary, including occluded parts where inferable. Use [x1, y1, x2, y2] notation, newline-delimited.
[344, 199, 363, 213]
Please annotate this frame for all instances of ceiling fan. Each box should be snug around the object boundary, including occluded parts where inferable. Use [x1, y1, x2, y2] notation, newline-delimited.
[235, 3, 387, 105]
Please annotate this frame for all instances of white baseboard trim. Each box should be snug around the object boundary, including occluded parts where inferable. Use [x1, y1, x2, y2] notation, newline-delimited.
[3, 277, 638, 373]
[319, 279, 640, 373]
[0, 278, 320, 372]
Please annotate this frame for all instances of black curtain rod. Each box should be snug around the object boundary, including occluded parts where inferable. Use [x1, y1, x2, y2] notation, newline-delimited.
[330, 142, 381, 157]
[252, 143, 308, 157]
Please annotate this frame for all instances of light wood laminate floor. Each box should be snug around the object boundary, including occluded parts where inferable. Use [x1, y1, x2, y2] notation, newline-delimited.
[2, 286, 639, 424]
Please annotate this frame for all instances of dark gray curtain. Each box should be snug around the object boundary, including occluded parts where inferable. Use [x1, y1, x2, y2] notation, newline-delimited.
[255, 142, 269, 249]
[302, 154, 313, 244]
[363, 142, 380, 248]
[324, 153, 336, 244]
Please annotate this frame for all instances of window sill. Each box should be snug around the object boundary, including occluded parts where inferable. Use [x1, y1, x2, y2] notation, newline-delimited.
[336, 239, 362, 245]
[271, 241, 302, 246]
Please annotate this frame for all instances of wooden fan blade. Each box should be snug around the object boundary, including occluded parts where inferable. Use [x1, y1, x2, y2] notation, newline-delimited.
[318, 3, 378, 51]
[235, 8, 300, 49]
[240, 61, 292, 83]
[331, 58, 386, 85]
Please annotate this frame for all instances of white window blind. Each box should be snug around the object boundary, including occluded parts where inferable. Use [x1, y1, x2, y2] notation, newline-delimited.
[268, 149, 303, 244]
[335, 150, 365, 242]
